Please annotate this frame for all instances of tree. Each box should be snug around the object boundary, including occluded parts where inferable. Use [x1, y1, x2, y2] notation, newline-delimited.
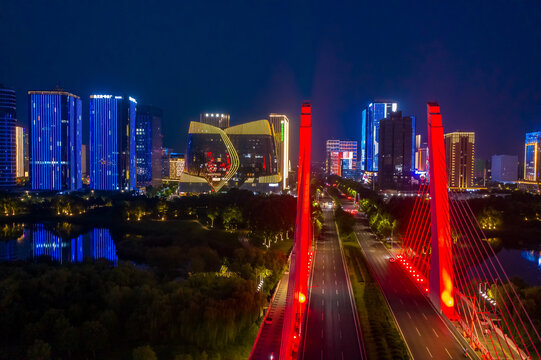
[222, 206, 243, 230]
[133, 345, 158, 360]
[27, 339, 51, 360]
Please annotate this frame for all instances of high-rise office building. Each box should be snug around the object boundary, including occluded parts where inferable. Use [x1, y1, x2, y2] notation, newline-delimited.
[325, 140, 357, 178]
[29, 90, 82, 190]
[269, 114, 290, 190]
[524, 132, 541, 181]
[378, 111, 414, 189]
[491, 155, 517, 183]
[360, 100, 397, 172]
[444, 132, 475, 189]
[414, 134, 428, 172]
[0, 86, 17, 186]
[14, 124, 25, 178]
[89, 95, 137, 191]
[200, 113, 230, 129]
[135, 105, 163, 187]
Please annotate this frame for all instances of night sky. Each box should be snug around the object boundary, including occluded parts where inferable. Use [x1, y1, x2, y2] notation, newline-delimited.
[2, 1, 541, 164]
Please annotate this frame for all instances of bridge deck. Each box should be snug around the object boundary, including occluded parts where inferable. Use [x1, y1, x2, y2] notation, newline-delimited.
[250, 271, 290, 360]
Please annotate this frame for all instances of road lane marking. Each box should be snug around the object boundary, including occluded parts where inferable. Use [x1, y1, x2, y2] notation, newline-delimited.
[335, 280, 337, 285]
[322, 289, 325, 294]
[426, 347, 433, 358]
[337, 300, 339, 307]
[399, 298, 404, 305]
[445, 347, 452, 359]
[407, 312, 412, 319]
[422, 312, 427, 320]
[341, 352, 344, 360]
[336, 289, 339, 295]
[432, 328, 439, 338]
[416, 327, 421, 336]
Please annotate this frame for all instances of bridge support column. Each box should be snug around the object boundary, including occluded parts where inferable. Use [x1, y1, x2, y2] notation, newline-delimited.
[280, 102, 312, 359]
[427, 103, 457, 320]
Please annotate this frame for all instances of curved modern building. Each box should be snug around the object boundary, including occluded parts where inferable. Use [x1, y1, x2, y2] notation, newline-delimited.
[0, 86, 17, 187]
[182, 119, 280, 192]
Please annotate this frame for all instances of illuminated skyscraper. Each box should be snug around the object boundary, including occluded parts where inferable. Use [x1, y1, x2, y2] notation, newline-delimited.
[200, 113, 230, 129]
[135, 105, 163, 187]
[325, 140, 357, 178]
[15, 124, 25, 178]
[360, 100, 398, 172]
[269, 114, 290, 190]
[29, 90, 82, 190]
[378, 111, 414, 189]
[89, 95, 137, 191]
[524, 131, 541, 181]
[444, 132, 475, 189]
[0, 85, 16, 186]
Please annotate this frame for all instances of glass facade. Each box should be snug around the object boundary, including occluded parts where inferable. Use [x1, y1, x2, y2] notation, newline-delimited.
[0, 86, 17, 186]
[89, 95, 136, 191]
[184, 119, 279, 192]
[135, 105, 163, 187]
[360, 101, 397, 171]
[29, 90, 82, 191]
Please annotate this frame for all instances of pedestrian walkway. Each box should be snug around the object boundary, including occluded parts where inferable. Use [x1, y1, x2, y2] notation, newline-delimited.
[250, 271, 290, 360]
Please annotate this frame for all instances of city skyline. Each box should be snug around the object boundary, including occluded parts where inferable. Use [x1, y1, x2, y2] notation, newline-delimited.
[2, 2, 541, 164]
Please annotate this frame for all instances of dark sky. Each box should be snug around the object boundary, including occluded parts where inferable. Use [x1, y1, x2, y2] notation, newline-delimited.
[2, 1, 541, 163]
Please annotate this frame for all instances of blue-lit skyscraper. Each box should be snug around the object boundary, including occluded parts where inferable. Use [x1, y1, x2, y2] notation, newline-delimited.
[0, 85, 17, 187]
[90, 95, 137, 191]
[135, 105, 163, 187]
[29, 90, 82, 190]
[360, 100, 397, 172]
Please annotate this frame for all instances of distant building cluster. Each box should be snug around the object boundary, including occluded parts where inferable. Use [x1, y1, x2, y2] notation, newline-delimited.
[323, 99, 526, 191]
[0, 84, 291, 194]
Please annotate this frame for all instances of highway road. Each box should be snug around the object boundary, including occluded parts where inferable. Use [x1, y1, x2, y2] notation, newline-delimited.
[299, 203, 366, 360]
[340, 197, 474, 360]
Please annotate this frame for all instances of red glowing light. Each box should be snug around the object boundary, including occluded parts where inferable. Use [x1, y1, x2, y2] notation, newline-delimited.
[427, 103, 456, 319]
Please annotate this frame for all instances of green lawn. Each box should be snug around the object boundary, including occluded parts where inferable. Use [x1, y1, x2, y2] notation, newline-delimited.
[338, 229, 410, 360]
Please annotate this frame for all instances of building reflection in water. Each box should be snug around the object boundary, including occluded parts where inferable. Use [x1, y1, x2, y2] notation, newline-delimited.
[521, 250, 541, 268]
[0, 224, 117, 265]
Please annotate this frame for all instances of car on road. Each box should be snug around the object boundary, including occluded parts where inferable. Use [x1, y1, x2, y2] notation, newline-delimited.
[389, 257, 396, 263]
[265, 317, 273, 324]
